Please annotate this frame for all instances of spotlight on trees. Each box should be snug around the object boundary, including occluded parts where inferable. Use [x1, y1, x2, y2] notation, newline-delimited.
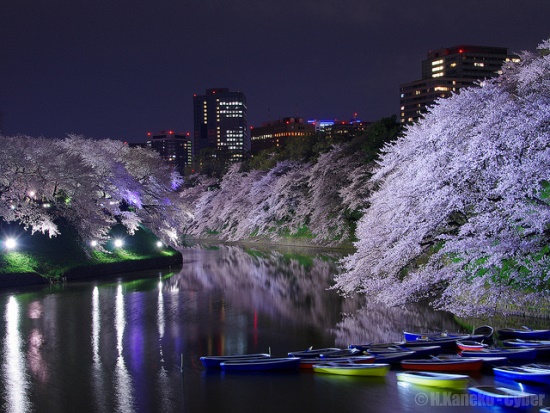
[5, 238, 17, 250]
[114, 239, 124, 248]
[156, 241, 163, 248]
[90, 240, 98, 247]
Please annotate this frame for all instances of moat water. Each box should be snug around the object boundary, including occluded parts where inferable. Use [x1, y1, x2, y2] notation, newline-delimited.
[0, 244, 547, 412]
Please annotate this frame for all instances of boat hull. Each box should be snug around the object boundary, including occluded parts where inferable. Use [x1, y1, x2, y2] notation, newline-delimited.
[396, 371, 469, 390]
[313, 363, 390, 377]
[220, 357, 300, 371]
[401, 358, 484, 372]
[493, 366, 550, 385]
[497, 328, 550, 340]
[460, 348, 537, 363]
[200, 353, 271, 369]
[468, 385, 538, 407]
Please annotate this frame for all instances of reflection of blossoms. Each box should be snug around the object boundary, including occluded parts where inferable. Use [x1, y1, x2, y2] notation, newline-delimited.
[171, 244, 364, 330]
[331, 301, 461, 347]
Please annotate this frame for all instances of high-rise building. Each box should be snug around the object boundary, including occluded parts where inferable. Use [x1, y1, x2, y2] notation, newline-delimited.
[146, 130, 192, 172]
[400, 45, 519, 124]
[250, 117, 315, 154]
[193, 88, 249, 162]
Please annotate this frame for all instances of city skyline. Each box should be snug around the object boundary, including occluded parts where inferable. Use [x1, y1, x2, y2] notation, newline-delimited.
[1, 0, 549, 143]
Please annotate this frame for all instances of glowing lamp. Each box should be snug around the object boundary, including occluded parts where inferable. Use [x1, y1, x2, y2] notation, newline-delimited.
[114, 239, 124, 248]
[156, 241, 163, 248]
[90, 240, 98, 247]
[5, 238, 16, 250]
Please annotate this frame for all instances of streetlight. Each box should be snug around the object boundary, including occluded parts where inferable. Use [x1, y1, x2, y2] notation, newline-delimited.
[156, 241, 163, 248]
[114, 239, 124, 248]
[5, 238, 16, 250]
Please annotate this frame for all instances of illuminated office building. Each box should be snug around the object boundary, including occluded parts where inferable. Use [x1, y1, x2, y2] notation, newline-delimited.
[146, 130, 192, 172]
[400, 45, 519, 123]
[193, 88, 249, 162]
[250, 117, 315, 154]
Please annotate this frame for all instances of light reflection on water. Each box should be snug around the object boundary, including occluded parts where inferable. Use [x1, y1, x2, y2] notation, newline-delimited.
[2, 296, 31, 413]
[0, 244, 545, 412]
[114, 284, 134, 413]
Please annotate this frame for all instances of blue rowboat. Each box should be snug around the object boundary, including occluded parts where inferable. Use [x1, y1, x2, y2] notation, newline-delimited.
[460, 348, 537, 363]
[374, 351, 417, 365]
[503, 339, 550, 348]
[397, 345, 442, 358]
[200, 353, 271, 369]
[468, 385, 538, 407]
[348, 343, 372, 352]
[497, 327, 550, 340]
[220, 357, 300, 371]
[288, 347, 341, 358]
[493, 365, 550, 385]
[319, 348, 362, 358]
[312, 362, 390, 377]
[403, 330, 465, 341]
[399, 336, 468, 350]
[396, 371, 469, 390]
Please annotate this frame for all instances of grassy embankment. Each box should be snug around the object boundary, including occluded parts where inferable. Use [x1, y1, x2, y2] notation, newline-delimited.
[0, 221, 181, 286]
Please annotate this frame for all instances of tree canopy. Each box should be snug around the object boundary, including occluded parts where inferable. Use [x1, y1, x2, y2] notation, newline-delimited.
[333, 39, 550, 317]
[0, 135, 184, 249]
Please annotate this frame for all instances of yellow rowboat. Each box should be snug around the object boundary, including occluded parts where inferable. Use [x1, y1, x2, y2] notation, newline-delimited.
[396, 371, 469, 390]
[312, 362, 390, 377]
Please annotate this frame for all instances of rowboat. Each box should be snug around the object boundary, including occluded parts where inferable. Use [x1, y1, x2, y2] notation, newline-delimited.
[400, 336, 467, 350]
[312, 362, 390, 377]
[220, 357, 300, 371]
[374, 351, 417, 365]
[493, 365, 550, 385]
[433, 354, 509, 372]
[497, 327, 550, 340]
[200, 353, 271, 368]
[471, 325, 495, 343]
[468, 385, 538, 407]
[348, 343, 372, 352]
[457, 340, 488, 351]
[298, 355, 375, 369]
[503, 339, 550, 348]
[319, 348, 361, 358]
[401, 357, 484, 372]
[367, 345, 440, 358]
[403, 330, 467, 341]
[460, 348, 537, 363]
[287, 347, 341, 358]
[396, 371, 469, 390]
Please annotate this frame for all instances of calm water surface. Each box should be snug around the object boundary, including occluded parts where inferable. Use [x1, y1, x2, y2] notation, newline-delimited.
[0, 245, 548, 413]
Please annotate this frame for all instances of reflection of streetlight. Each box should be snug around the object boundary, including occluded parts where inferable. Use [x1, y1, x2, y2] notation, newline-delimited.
[114, 239, 124, 248]
[5, 238, 16, 250]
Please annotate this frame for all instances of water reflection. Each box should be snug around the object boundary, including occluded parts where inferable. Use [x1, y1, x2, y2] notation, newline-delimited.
[2, 296, 31, 413]
[114, 284, 134, 413]
[0, 244, 489, 413]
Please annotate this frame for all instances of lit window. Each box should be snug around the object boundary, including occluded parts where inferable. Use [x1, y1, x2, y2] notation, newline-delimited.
[431, 59, 444, 65]
[474, 62, 485, 67]
[432, 72, 444, 78]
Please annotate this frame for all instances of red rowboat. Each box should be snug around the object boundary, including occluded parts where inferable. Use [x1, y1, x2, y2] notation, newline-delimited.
[401, 357, 484, 372]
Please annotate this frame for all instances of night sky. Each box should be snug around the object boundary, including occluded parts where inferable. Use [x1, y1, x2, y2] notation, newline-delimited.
[1, 0, 548, 143]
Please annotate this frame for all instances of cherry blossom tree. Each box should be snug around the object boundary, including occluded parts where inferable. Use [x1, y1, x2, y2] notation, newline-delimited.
[0, 135, 184, 249]
[333, 39, 550, 317]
